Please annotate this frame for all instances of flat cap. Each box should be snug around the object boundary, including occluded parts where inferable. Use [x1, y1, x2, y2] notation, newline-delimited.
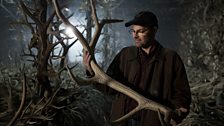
[125, 11, 158, 28]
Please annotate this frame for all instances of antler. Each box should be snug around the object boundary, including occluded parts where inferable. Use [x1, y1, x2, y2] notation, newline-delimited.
[52, 0, 172, 125]
[7, 73, 27, 126]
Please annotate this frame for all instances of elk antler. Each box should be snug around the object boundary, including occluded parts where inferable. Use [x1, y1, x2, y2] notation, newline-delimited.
[7, 73, 27, 126]
[52, 0, 172, 125]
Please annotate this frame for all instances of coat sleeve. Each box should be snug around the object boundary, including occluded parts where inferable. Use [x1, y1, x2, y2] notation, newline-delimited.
[105, 51, 124, 95]
[106, 50, 123, 80]
[170, 53, 191, 124]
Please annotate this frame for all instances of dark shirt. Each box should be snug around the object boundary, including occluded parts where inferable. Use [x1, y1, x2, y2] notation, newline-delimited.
[127, 42, 158, 112]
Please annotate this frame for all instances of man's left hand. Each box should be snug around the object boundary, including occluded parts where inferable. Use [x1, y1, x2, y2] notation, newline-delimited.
[170, 107, 188, 126]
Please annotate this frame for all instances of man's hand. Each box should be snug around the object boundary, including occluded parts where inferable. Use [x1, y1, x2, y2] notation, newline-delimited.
[83, 50, 94, 76]
[170, 107, 188, 126]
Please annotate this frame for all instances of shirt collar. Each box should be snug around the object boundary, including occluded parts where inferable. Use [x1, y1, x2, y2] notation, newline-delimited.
[127, 41, 163, 62]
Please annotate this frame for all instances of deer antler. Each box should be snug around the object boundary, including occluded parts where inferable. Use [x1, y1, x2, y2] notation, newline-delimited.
[7, 73, 27, 126]
[52, 0, 172, 125]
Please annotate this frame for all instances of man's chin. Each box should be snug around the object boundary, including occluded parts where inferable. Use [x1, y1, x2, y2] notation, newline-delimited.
[135, 43, 141, 48]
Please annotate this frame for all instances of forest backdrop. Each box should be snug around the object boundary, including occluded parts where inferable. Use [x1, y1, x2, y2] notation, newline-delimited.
[0, 0, 223, 126]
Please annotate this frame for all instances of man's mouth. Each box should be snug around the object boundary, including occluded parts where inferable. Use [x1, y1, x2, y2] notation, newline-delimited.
[135, 39, 141, 42]
[135, 41, 141, 43]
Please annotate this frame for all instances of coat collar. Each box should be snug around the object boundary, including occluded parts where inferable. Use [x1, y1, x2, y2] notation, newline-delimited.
[127, 41, 164, 63]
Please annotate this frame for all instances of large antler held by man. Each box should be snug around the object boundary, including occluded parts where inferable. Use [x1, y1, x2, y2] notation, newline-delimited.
[52, 0, 172, 125]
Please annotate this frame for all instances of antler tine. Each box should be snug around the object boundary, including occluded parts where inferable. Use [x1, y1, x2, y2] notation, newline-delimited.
[89, 0, 123, 53]
[113, 106, 142, 124]
[89, 0, 100, 50]
[52, 0, 90, 52]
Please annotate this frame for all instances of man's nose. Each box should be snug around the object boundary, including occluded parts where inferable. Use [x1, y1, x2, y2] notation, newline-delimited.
[132, 32, 139, 38]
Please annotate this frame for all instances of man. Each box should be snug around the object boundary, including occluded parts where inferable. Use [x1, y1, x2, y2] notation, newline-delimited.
[83, 11, 191, 126]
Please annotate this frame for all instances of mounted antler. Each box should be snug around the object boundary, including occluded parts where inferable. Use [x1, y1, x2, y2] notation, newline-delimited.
[53, 0, 172, 125]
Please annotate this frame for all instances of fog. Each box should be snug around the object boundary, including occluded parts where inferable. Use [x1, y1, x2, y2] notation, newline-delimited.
[0, 1, 224, 126]
[0, 0, 184, 63]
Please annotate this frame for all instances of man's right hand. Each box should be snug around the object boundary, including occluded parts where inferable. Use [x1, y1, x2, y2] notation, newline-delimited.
[83, 50, 94, 76]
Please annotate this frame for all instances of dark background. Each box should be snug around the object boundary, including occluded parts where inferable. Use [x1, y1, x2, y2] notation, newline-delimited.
[0, 0, 186, 63]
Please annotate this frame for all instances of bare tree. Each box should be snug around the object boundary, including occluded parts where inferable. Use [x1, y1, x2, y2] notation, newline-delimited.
[0, 0, 17, 18]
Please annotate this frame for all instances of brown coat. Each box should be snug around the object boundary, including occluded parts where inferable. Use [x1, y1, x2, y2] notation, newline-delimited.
[106, 43, 191, 126]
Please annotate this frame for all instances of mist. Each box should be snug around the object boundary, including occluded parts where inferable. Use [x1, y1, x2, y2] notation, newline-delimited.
[0, 0, 183, 64]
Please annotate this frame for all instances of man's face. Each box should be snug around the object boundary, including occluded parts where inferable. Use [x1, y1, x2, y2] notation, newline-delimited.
[130, 25, 156, 48]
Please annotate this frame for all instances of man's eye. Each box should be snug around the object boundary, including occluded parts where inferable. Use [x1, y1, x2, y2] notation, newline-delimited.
[128, 29, 148, 34]
[138, 30, 145, 33]
[128, 29, 134, 34]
